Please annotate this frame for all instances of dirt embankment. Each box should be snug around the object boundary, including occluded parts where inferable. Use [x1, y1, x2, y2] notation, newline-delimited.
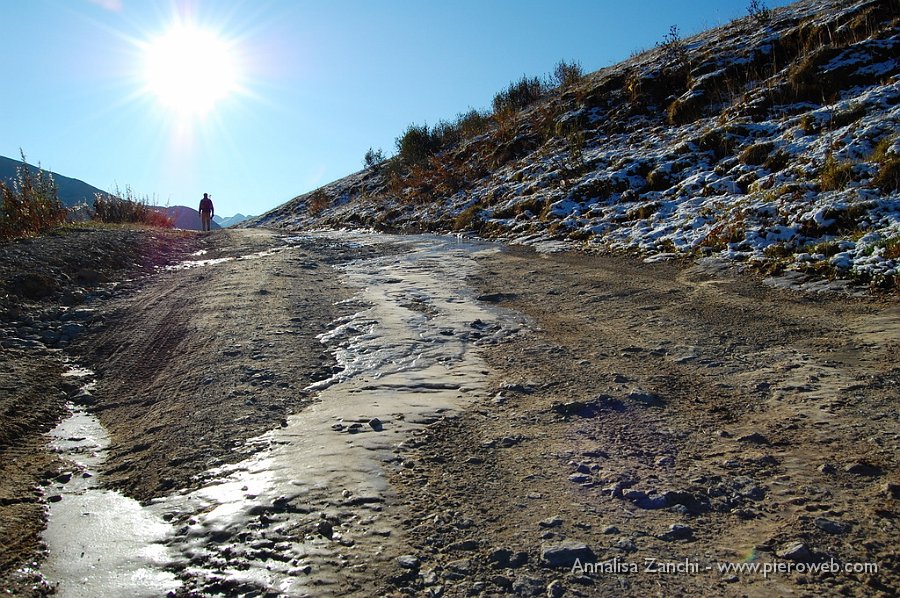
[384, 249, 899, 597]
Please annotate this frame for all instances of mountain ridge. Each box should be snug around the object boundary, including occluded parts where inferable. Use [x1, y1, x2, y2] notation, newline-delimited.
[0, 155, 107, 208]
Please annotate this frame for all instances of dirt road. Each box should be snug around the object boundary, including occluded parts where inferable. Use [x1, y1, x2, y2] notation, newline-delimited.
[1, 227, 896, 597]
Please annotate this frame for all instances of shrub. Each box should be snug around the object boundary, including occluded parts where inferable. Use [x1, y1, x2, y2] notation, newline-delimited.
[454, 108, 493, 138]
[872, 155, 900, 192]
[363, 147, 386, 169]
[453, 203, 484, 231]
[92, 186, 173, 227]
[739, 141, 774, 165]
[552, 60, 584, 89]
[396, 123, 442, 166]
[307, 189, 330, 215]
[747, 0, 772, 25]
[0, 154, 67, 240]
[492, 75, 546, 114]
[819, 153, 855, 191]
[657, 25, 690, 80]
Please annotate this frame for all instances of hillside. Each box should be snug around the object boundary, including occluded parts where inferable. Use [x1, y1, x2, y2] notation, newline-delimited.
[249, 0, 899, 290]
[0, 155, 107, 208]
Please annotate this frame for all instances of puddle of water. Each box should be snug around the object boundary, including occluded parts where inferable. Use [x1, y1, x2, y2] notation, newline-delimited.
[41, 368, 181, 598]
[165, 246, 287, 271]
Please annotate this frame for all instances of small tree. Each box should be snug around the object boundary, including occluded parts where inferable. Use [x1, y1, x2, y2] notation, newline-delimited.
[363, 147, 386, 169]
[747, 0, 771, 24]
[396, 123, 441, 166]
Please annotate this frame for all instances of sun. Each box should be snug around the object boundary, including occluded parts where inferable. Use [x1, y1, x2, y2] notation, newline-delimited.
[143, 24, 240, 117]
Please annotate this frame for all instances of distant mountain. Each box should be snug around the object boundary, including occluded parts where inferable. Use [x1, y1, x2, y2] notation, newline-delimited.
[0, 155, 107, 208]
[213, 213, 252, 227]
[156, 206, 222, 231]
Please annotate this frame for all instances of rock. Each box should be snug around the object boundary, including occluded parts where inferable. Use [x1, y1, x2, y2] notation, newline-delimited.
[572, 462, 592, 474]
[818, 463, 837, 474]
[59, 322, 84, 337]
[541, 542, 595, 568]
[776, 542, 813, 562]
[632, 492, 668, 510]
[539, 516, 563, 528]
[884, 482, 900, 499]
[55, 472, 72, 483]
[491, 574, 513, 589]
[655, 455, 675, 467]
[368, 417, 383, 431]
[814, 517, 849, 535]
[661, 524, 694, 541]
[512, 576, 545, 597]
[314, 520, 333, 539]
[844, 462, 881, 476]
[602, 525, 619, 535]
[449, 539, 479, 551]
[568, 473, 591, 484]
[626, 391, 663, 406]
[547, 579, 565, 598]
[613, 537, 637, 552]
[47, 494, 62, 503]
[737, 432, 769, 444]
[71, 389, 95, 406]
[397, 555, 420, 570]
[445, 558, 471, 574]
[488, 548, 528, 569]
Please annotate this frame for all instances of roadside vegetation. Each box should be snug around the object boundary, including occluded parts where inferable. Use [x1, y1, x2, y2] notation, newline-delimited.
[1, 155, 173, 242]
[0, 153, 67, 241]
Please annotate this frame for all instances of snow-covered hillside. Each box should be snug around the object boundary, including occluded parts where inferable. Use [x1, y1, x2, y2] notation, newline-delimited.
[249, 0, 899, 290]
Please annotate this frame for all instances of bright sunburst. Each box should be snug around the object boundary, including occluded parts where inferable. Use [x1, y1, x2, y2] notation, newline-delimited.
[143, 23, 240, 117]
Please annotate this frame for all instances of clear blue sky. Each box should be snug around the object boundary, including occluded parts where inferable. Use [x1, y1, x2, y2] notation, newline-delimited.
[1, 0, 793, 217]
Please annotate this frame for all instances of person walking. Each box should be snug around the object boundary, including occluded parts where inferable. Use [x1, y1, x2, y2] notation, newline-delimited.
[198, 193, 214, 232]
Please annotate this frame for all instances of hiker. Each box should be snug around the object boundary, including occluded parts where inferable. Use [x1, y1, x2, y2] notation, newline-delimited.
[198, 193, 214, 232]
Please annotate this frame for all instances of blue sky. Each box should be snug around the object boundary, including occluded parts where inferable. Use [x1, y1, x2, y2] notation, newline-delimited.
[1, 0, 793, 217]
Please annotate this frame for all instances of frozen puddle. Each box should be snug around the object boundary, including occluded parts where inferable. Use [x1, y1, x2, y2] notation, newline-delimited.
[42, 368, 181, 597]
[42, 233, 525, 596]
[160, 232, 525, 594]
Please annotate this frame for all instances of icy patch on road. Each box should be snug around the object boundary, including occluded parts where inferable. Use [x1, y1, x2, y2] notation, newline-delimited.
[157, 232, 527, 595]
[41, 367, 180, 598]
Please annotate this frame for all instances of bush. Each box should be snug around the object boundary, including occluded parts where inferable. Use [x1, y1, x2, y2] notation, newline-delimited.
[552, 60, 584, 89]
[739, 142, 774, 165]
[657, 25, 689, 79]
[363, 147, 386, 169]
[872, 155, 900, 192]
[396, 123, 443, 166]
[92, 186, 173, 227]
[454, 108, 493, 139]
[307, 189, 330, 215]
[819, 154, 855, 191]
[747, 0, 772, 25]
[492, 75, 546, 114]
[0, 154, 67, 240]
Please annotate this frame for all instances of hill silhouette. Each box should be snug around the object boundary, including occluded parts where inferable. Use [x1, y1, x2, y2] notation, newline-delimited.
[0, 155, 107, 208]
